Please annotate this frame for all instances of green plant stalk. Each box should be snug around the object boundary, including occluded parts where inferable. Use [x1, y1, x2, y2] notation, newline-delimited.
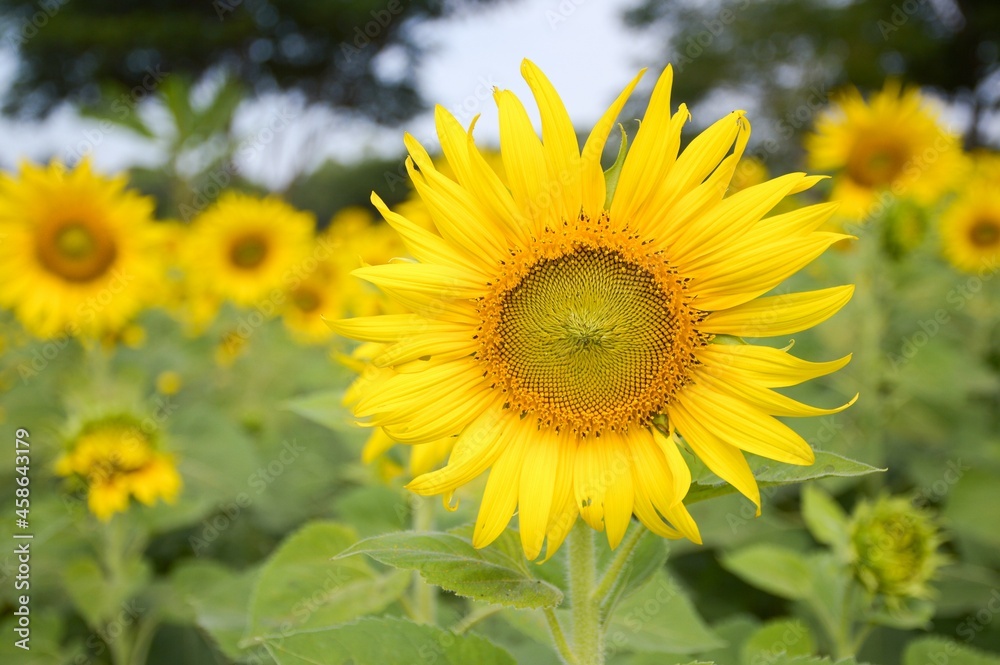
[568, 521, 603, 665]
[103, 518, 133, 665]
[856, 235, 888, 459]
[412, 496, 437, 624]
[593, 524, 646, 614]
[545, 608, 578, 665]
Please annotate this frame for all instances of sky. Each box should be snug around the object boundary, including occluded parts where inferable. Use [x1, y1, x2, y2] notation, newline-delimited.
[0, 0, 657, 189]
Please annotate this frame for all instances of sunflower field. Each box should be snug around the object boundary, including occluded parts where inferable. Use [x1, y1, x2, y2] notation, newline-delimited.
[1, 1, 999, 664]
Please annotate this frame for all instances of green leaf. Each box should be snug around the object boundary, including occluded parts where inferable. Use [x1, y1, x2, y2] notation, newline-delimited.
[686, 451, 884, 506]
[171, 562, 275, 664]
[246, 522, 408, 641]
[282, 390, 354, 432]
[904, 638, 1000, 665]
[62, 555, 150, 629]
[801, 485, 850, 553]
[867, 598, 935, 630]
[741, 619, 816, 664]
[604, 123, 629, 206]
[263, 616, 516, 665]
[721, 544, 813, 600]
[335, 530, 564, 609]
[605, 571, 723, 654]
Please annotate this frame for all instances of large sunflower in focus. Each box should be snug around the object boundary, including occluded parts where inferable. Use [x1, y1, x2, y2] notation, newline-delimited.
[335, 61, 856, 560]
[186, 192, 314, 307]
[0, 161, 161, 339]
[806, 82, 963, 219]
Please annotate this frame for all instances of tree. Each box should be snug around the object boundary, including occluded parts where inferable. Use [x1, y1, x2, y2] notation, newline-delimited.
[622, 0, 1000, 160]
[1, 0, 499, 123]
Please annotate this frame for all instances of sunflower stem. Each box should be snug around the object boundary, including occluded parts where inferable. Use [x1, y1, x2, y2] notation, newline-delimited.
[856, 236, 888, 459]
[544, 608, 578, 665]
[593, 523, 646, 613]
[412, 495, 437, 624]
[567, 521, 603, 665]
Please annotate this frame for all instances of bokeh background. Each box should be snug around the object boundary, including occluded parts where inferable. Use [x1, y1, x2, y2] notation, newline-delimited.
[0, 1, 998, 664]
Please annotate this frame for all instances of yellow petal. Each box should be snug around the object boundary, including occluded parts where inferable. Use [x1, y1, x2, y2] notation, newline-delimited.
[680, 383, 815, 465]
[696, 369, 858, 417]
[495, 88, 554, 233]
[702, 285, 855, 337]
[406, 405, 510, 494]
[518, 426, 562, 560]
[473, 422, 530, 548]
[580, 69, 645, 217]
[521, 60, 581, 223]
[669, 398, 761, 513]
[352, 263, 486, 300]
[697, 344, 853, 388]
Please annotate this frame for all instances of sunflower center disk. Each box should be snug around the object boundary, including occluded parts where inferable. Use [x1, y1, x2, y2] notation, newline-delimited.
[230, 234, 270, 269]
[969, 218, 1000, 248]
[36, 220, 118, 283]
[482, 245, 702, 436]
[847, 139, 908, 189]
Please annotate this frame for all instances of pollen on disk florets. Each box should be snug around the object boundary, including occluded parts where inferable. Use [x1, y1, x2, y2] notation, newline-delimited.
[476, 212, 709, 436]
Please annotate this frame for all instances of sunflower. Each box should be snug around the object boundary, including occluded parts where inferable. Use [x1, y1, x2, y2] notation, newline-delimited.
[334, 61, 855, 560]
[185, 192, 315, 307]
[806, 82, 963, 220]
[941, 185, 1000, 273]
[0, 161, 162, 339]
[55, 414, 182, 521]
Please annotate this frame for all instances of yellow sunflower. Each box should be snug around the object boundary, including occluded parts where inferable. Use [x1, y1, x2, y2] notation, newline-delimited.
[806, 82, 963, 220]
[185, 192, 314, 307]
[941, 185, 1000, 273]
[0, 161, 162, 339]
[55, 414, 182, 521]
[334, 61, 855, 560]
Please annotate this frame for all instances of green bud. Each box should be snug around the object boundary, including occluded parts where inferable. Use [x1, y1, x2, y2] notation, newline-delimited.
[848, 495, 945, 605]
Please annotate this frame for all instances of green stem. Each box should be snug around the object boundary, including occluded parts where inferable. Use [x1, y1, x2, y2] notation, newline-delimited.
[856, 236, 888, 458]
[103, 519, 132, 665]
[592, 524, 646, 613]
[544, 608, 578, 665]
[412, 496, 437, 624]
[568, 521, 603, 665]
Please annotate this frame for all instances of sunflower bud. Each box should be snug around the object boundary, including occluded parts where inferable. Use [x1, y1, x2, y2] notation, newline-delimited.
[848, 495, 945, 605]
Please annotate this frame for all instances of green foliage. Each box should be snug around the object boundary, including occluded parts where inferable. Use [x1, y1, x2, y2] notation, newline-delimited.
[335, 530, 565, 609]
[686, 451, 884, 505]
[263, 616, 516, 665]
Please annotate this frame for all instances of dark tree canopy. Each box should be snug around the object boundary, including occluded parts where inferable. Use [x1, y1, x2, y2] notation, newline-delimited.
[623, 0, 1000, 153]
[1, 0, 497, 122]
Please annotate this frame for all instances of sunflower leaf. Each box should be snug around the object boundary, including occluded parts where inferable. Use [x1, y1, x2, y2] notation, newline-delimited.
[335, 531, 564, 609]
[261, 616, 516, 665]
[282, 390, 355, 432]
[604, 123, 629, 206]
[721, 544, 813, 600]
[245, 522, 408, 643]
[684, 451, 884, 506]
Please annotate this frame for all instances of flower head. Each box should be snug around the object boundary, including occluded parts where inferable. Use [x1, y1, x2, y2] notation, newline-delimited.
[56, 414, 182, 521]
[940, 157, 1000, 273]
[849, 495, 945, 605]
[806, 82, 963, 219]
[0, 161, 162, 339]
[335, 61, 855, 559]
[185, 192, 315, 307]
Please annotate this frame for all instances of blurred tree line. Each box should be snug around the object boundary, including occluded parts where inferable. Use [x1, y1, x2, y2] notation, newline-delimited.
[623, 0, 1000, 166]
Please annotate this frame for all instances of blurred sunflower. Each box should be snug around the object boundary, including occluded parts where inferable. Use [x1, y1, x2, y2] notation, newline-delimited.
[0, 161, 161, 339]
[56, 414, 182, 521]
[806, 82, 963, 219]
[282, 263, 339, 345]
[941, 186, 1000, 273]
[334, 61, 855, 560]
[186, 192, 314, 307]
